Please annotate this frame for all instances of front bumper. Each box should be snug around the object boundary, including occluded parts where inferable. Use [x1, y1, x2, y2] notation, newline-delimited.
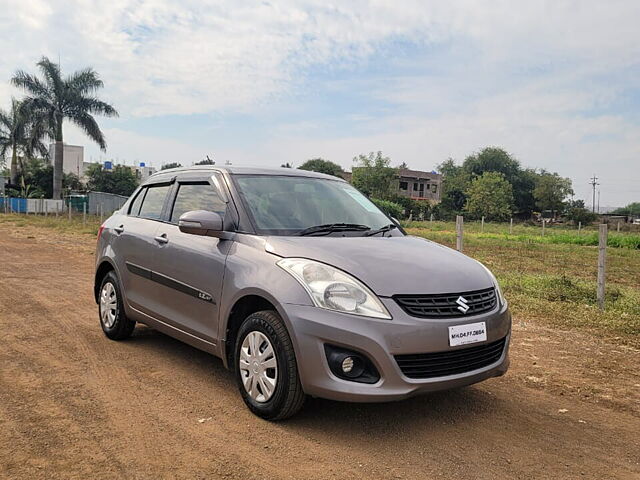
[282, 298, 511, 402]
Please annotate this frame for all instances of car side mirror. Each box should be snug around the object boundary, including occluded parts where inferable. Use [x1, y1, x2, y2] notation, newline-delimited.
[178, 210, 224, 237]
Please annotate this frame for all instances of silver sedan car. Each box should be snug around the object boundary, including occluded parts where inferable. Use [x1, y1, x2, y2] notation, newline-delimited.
[94, 166, 510, 420]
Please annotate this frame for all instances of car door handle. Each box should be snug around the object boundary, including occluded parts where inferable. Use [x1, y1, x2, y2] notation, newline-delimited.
[114, 225, 124, 234]
[154, 234, 169, 244]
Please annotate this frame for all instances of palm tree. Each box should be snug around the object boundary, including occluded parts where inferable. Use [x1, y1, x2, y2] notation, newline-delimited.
[0, 98, 48, 185]
[12, 57, 118, 199]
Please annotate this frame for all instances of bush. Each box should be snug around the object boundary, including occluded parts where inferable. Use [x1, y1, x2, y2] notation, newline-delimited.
[565, 206, 597, 225]
[371, 198, 403, 219]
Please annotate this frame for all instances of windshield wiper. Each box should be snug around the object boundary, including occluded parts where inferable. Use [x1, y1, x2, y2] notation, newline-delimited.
[297, 223, 371, 236]
[364, 223, 398, 237]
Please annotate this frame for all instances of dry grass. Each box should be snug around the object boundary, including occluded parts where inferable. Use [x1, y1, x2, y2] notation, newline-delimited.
[407, 224, 640, 345]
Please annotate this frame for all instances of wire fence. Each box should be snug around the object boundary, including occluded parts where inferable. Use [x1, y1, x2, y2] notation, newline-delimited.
[404, 216, 640, 314]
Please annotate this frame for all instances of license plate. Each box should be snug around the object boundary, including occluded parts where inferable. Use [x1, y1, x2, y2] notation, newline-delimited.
[448, 322, 487, 347]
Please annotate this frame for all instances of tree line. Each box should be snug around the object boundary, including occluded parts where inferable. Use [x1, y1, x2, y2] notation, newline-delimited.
[290, 148, 598, 223]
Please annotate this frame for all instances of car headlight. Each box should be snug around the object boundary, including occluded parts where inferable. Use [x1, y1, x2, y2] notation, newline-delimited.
[277, 258, 391, 319]
[477, 262, 506, 307]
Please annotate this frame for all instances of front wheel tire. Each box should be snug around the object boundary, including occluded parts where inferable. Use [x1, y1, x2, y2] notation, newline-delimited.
[234, 310, 305, 420]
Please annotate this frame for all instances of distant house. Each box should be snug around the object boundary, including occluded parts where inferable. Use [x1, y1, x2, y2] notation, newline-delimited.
[342, 167, 442, 203]
[394, 168, 441, 203]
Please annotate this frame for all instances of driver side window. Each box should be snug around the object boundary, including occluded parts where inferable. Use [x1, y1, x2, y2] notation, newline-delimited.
[170, 183, 226, 223]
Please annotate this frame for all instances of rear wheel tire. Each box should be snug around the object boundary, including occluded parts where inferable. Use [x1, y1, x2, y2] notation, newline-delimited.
[234, 310, 305, 420]
[99, 271, 135, 340]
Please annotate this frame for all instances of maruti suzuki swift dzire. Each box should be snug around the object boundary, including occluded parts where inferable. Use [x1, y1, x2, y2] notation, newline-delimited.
[94, 166, 510, 420]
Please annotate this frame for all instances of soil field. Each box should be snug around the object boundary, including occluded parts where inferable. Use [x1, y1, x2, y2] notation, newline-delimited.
[0, 221, 639, 479]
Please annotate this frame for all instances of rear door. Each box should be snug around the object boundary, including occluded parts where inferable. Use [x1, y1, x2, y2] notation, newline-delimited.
[150, 177, 232, 342]
[115, 181, 173, 317]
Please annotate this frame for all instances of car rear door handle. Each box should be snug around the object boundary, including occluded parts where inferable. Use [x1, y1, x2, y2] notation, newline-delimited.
[154, 233, 169, 244]
[114, 225, 124, 234]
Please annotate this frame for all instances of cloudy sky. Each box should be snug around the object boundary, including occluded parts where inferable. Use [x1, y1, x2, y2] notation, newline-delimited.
[1, 0, 638, 206]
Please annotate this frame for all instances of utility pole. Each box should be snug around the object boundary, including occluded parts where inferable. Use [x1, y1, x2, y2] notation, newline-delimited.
[589, 175, 599, 213]
[597, 189, 600, 214]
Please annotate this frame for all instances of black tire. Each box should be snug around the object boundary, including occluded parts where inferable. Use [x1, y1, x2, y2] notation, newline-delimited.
[98, 271, 135, 340]
[234, 310, 305, 420]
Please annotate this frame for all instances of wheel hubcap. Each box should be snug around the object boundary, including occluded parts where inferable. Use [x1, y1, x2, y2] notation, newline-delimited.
[99, 282, 117, 329]
[239, 331, 278, 403]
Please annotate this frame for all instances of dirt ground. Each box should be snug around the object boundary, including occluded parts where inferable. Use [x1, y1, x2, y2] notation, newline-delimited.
[1, 223, 639, 480]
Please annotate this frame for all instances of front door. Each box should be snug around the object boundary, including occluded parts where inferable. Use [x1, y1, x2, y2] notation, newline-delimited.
[150, 181, 231, 342]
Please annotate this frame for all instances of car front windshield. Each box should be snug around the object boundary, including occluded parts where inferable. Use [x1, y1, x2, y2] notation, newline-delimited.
[233, 174, 393, 235]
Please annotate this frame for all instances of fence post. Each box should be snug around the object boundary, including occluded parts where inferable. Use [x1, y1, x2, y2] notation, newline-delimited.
[55, 203, 58, 217]
[597, 224, 607, 310]
[542, 219, 546, 236]
[481, 216, 485, 233]
[455, 215, 464, 252]
[509, 218, 513, 235]
[578, 221, 581, 234]
[100, 203, 104, 223]
[83, 203, 87, 225]
[68, 200, 72, 221]
[430, 213, 433, 225]
[617, 221, 620, 232]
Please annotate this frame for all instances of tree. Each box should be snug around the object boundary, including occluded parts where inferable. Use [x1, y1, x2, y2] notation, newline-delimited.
[298, 158, 343, 177]
[85, 163, 138, 196]
[533, 171, 573, 218]
[464, 171, 514, 221]
[351, 151, 397, 199]
[0, 98, 48, 185]
[435, 158, 471, 219]
[462, 147, 536, 216]
[161, 162, 182, 170]
[611, 202, 640, 216]
[10, 157, 82, 198]
[195, 156, 215, 165]
[12, 56, 118, 199]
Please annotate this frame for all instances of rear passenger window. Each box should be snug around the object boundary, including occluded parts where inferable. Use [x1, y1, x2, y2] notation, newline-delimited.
[128, 188, 146, 216]
[170, 183, 226, 223]
[139, 184, 171, 220]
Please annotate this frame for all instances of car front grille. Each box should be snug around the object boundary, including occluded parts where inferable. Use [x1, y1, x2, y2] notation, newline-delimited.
[393, 287, 497, 318]
[394, 337, 506, 379]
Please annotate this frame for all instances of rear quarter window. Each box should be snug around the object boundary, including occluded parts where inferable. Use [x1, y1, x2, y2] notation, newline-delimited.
[139, 184, 171, 220]
[128, 188, 146, 216]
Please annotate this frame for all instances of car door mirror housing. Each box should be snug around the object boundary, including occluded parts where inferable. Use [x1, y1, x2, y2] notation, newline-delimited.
[178, 210, 224, 237]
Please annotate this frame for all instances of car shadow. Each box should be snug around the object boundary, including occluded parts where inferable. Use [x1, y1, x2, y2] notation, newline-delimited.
[126, 325, 505, 434]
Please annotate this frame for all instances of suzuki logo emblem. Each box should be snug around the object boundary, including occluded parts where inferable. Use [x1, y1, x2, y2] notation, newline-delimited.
[456, 296, 470, 313]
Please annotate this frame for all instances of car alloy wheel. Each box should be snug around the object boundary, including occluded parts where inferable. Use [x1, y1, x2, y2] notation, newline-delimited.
[100, 282, 118, 329]
[239, 331, 278, 403]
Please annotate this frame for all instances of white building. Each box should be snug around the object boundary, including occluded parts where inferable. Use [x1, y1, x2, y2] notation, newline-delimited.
[132, 163, 157, 182]
[48, 143, 85, 178]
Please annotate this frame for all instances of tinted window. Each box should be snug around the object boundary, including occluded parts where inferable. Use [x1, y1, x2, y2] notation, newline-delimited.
[139, 184, 171, 220]
[128, 188, 146, 216]
[170, 183, 226, 223]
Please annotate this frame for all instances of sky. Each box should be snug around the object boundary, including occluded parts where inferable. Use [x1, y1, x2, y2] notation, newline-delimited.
[0, 0, 639, 207]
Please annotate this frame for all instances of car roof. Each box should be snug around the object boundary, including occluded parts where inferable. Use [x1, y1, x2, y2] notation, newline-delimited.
[143, 165, 346, 185]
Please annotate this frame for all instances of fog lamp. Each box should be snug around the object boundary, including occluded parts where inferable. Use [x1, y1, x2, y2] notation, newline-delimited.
[341, 356, 355, 374]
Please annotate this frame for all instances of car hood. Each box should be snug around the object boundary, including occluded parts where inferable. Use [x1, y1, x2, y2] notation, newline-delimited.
[264, 235, 494, 297]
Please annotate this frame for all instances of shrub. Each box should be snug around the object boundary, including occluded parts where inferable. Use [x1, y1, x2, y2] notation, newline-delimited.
[371, 198, 403, 219]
